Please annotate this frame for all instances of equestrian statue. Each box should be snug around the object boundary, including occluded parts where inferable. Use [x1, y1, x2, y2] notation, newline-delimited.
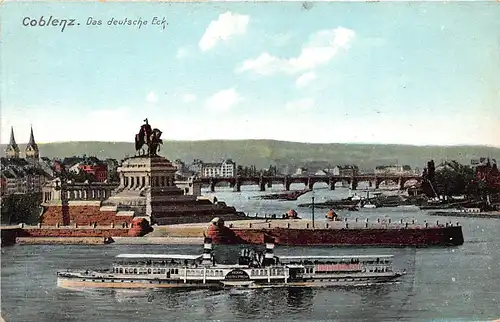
[135, 118, 163, 156]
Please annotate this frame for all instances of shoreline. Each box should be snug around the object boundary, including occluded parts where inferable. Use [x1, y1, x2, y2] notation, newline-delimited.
[428, 211, 500, 219]
[16, 236, 205, 245]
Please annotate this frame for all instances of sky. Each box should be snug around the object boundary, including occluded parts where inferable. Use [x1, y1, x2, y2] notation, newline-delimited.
[1, 1, 499, 147]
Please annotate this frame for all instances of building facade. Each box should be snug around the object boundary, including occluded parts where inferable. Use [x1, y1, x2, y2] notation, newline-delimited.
[201, 159, 236, 178]
[79, 162, 108, 182]
[375, 165, 412, 175]
[188, 159, 204, 175]
[331, 165, 359, 176]
[0, 158, 52, 195]
[1, 126, 51, 196]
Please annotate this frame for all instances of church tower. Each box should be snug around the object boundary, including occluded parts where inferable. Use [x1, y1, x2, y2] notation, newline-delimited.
[25, 125, 40, 161]
[5, 126, 20, 159]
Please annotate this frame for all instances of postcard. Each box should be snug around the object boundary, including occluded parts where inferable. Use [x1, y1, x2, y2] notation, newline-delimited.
[1, 1, 499, 321]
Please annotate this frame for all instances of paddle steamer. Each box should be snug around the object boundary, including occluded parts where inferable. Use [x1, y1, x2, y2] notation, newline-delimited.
[57, 237, 406, 289]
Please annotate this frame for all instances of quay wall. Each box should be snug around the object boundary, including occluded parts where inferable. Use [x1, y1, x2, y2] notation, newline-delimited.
[1, 228, 21, 246]
[207, 222, 464, 246]
[428, 211, 500, 219]
[40, 205, 133, 226]
[18, 228, 130, 238]
[16, 237, 112, 245]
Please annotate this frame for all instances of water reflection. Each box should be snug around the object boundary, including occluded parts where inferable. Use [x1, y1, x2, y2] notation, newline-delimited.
[285, 287, 314, 309]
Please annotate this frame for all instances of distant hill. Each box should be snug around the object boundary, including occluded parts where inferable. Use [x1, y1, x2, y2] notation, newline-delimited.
[1, 140, 499, 171]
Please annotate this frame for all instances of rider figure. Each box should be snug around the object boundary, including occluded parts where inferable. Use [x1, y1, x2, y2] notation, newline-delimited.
[142, 118, 153, 144]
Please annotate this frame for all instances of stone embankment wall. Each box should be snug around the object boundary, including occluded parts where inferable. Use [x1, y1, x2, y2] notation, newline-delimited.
[153, 211, 243, 225]
[17, 237, 113, 245]
[18, 228, 130, 238]
[206, 220, 465, 246]
[40, 205, 133, 226]
[2, 217, 153, 245]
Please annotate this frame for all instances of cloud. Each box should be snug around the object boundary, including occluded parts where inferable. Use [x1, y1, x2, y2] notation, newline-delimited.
[236, 27, 355, 75]
[146, 91, 158, 103]
[199, 12, 249, 52]
[285, 98, 315, 111]
[176, 47, 189, 59]
[205, 88, 241, 111]
[295, 72, 317, 88]
[182, 93, 197, 103]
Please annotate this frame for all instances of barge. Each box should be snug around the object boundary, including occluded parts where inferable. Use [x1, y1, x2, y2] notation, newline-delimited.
[57, 237, 405, 289]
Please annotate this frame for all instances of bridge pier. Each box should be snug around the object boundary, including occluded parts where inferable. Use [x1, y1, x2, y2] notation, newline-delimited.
[233, 183, 241, 192]
[329, 180, 336, 190]
[398, 177, 405, 190]
[307, 179, 314, 190]
[350, 178, 358, 190]
[267, 181, 272, 188]
[209, 180, 215, 192]
[259, 177, 266, 192]
[283, 176, 291, 191]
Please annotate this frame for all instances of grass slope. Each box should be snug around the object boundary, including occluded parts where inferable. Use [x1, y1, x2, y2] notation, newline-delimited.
[1, 140, 499, 170]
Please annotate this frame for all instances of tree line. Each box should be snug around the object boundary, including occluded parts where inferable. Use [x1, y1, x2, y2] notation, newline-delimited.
[422, 159, 499, 199]
[236, 165, 279, 176]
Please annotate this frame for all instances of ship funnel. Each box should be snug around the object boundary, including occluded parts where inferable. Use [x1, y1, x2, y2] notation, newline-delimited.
[202, 236, 213, 264]
[263, 235, 275, 266]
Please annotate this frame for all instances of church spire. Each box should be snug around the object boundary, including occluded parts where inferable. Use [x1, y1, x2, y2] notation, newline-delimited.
[6, 126, 20, 159]
[28, 125, 37, 146]
[10, 127, 18, 146]
[25, 125, 39, 160]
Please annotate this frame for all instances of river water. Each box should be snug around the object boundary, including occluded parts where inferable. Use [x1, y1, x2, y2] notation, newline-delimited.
[2, 184, 500, 321]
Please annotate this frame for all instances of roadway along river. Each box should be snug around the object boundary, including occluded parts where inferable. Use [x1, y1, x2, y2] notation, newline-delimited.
[1, 185, 500, 321]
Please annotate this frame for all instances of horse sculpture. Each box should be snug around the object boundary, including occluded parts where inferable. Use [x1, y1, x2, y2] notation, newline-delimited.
[135, 118, 163, 156]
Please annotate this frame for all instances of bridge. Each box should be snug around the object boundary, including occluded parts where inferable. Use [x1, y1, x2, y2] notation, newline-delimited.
[199, 174, 422, 192]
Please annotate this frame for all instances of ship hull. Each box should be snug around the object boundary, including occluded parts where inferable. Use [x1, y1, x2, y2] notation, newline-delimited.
[57, 273, 402, 290]
[57, 277, 221, 289]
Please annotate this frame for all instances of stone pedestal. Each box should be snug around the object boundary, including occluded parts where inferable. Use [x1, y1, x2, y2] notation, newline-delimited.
[105, 156, 181, 219]
[100, 155, 241, 225]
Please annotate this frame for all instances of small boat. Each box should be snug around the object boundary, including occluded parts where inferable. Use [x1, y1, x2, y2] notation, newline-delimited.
[362, 201, 377, 209]
[251, 189, 310, 201]
[57, 237, 406, 290]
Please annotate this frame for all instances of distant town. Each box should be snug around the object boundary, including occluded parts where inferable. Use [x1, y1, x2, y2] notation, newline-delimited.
[1, 126, 498, 196]
[1, 126, 431, 197]
[1, 125, 499, 226]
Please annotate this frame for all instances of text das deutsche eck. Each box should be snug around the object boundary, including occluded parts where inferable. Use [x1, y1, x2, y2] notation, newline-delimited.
[22, 16, 168, 32]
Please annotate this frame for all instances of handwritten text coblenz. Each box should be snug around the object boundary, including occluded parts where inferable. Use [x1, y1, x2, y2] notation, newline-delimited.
[22, 16, 76, 32]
